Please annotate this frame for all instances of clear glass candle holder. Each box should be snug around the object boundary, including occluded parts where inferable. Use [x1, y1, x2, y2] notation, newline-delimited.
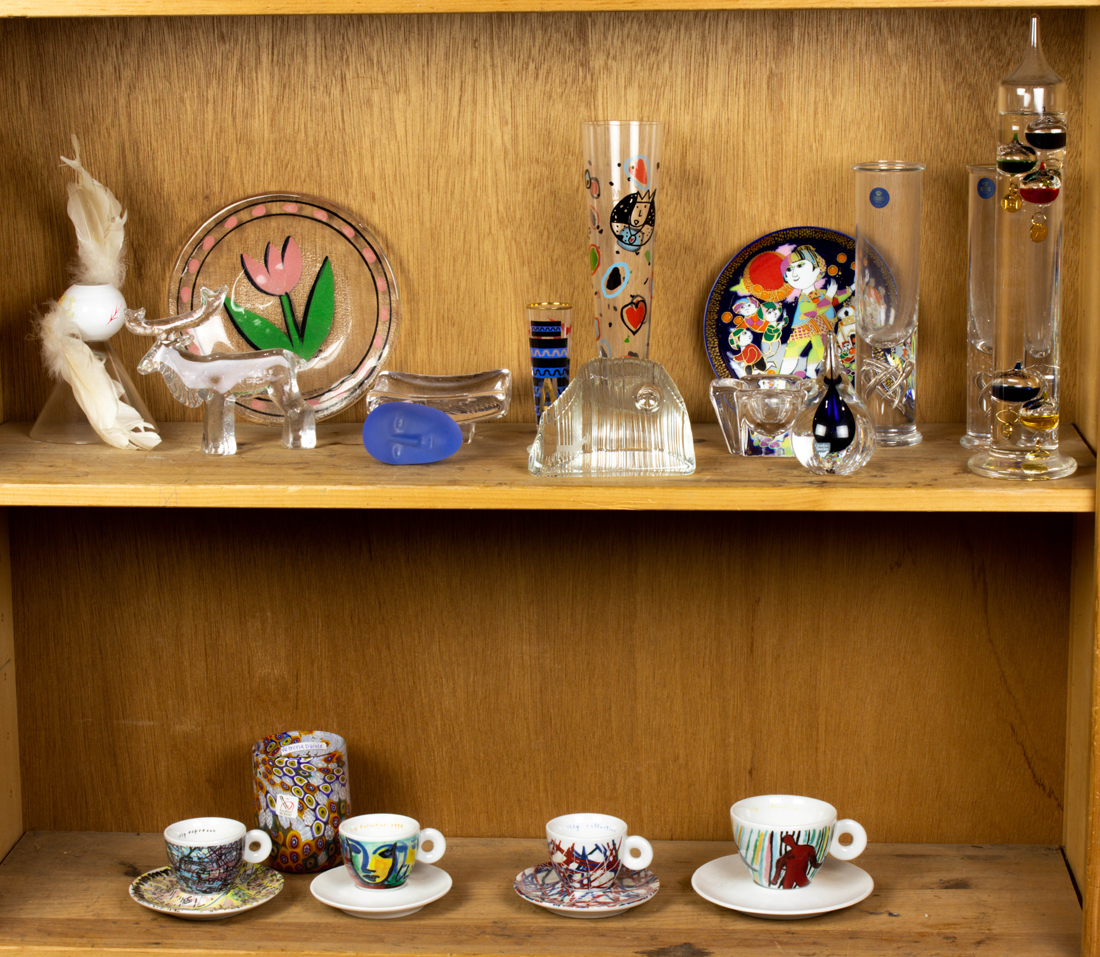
[710, 375, 811, 456]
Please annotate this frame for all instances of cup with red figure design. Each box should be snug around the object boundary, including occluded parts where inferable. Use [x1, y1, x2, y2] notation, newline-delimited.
[730, 795, 866, 890]
[546, 812, 653, 890]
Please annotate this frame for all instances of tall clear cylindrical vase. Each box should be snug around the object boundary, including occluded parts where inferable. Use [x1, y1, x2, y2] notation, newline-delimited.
[852, 161, 925, 447]
[961, 165, 998, 449]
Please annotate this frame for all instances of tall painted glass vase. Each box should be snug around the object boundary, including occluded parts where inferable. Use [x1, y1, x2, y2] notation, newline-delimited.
[583, 122, 662, 360]
[968, 16, 1076, 480]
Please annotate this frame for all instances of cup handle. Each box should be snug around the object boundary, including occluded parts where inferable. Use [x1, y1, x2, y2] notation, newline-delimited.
[243, 828, 272, 864]
[417, 828, 446, 865]
[828, 819, 867, 861]
[621, 835, 653, 871]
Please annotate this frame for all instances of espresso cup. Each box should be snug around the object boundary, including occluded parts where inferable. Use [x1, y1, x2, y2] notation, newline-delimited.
[546, 812, 653, 890]
[731, 795, 866, 890]
[339, 813, 446, 889]
[164, 817, 273, 895]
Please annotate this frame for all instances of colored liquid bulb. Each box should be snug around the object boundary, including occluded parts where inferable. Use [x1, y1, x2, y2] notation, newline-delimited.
[1019, 396, 1059, 432]
[997, 134, 1038, 175]
[811, 376, 857, 457]
[988, 365, 1042, 404]
[1026, 114, 1067, 151]
[1019, 162, 1061, 206]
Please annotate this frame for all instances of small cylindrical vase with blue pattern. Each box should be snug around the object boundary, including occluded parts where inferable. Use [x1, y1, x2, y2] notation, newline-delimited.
[528, 302, 572, 421]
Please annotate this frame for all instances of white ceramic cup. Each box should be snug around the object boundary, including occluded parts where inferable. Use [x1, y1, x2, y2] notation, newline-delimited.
[164, 816, 272, 894]
[731, 794, 866, 890]
[339, 813, 446, 889]
[546, 812, 653, 890]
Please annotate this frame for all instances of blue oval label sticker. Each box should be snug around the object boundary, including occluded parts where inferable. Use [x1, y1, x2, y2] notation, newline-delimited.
[978, 177, 996, 199]
[870, 188, 890, 209]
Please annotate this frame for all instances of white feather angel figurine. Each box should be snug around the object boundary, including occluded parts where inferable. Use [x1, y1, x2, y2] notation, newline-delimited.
[31, 136, 160, 450]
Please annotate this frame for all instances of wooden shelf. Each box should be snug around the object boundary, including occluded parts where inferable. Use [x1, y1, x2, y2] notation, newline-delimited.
[0, 421, 1091, 512]
[0, 832, 1081, 957]
[0, 0, 1093, 16]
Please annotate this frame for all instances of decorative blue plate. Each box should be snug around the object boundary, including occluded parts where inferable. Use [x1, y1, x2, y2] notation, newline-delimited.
[703, 227, 863, 386]
[703, 227, 896, 456]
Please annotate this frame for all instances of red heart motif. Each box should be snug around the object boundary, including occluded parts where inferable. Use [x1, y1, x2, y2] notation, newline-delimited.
[632, 157, 648, 187]
[621, 297, 647, 333]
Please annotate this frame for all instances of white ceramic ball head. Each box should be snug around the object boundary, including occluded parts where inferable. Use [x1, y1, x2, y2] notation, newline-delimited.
[58, 283, 127, 341]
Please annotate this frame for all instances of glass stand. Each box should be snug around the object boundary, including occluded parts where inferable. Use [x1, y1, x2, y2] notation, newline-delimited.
[30, 340, 158, 445]
[968, 447, 1077, 481]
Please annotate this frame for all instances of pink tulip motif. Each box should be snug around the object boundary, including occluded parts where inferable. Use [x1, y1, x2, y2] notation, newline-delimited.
[227, 235, 335, 360]
[242, 237, 303, 297]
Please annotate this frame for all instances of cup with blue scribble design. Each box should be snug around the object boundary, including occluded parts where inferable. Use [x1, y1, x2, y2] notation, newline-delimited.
[164, 817, 272, 894]
[731, 795, 866, 890]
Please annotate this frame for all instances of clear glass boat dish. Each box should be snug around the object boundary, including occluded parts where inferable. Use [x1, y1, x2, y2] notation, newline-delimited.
[528, 357, 695, 477]
[363, 370, 512, 442]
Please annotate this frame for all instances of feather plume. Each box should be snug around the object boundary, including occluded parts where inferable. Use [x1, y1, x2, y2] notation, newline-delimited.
[38, 301, 160, 450]
[60, 136, 128, 287]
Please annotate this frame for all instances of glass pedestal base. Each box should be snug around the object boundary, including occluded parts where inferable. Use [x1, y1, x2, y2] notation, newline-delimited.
[876, 424, 922, 447]
[29, 340, 157, 445]
[967, 447, 1078, 481]
[959, 432, 990, 449]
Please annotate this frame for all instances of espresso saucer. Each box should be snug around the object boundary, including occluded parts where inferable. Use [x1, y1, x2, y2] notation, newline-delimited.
[129, 864, 283, 920]
[691, 854, 873, 920]
[514, 862, 659, 918]
[310, 862, 452, 918]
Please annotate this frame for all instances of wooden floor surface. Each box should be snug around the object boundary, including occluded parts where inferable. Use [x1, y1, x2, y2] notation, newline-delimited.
[0, 832, 1081, 956]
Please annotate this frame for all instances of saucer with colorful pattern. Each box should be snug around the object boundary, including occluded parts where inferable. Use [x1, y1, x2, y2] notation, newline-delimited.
[514, 862, 659, 918]
[129, 863, 283, 920]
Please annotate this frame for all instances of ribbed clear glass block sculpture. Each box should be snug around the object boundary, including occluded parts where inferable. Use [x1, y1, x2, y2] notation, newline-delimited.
[528, 357, 695, 476]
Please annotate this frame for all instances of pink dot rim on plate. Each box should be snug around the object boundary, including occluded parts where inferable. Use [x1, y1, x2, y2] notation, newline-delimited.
[180, 287, 192, 304]
[283, 203, 299, 213]
[252, 205, 267, 217]
[376, 277, 388, 292]
[341, 225, 354, 239]
[362, 247, 377, 263]
[223, 216, 239, 229]
[313, 210, 329, 221]
[188, 259, 200, 274]
[202, 236, 216, 251]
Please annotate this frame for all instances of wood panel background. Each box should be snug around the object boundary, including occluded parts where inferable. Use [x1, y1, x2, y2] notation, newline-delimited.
[0, 9, 1085, 428]
[12, 507, 1070, 844]
[0, 510, 18, 862]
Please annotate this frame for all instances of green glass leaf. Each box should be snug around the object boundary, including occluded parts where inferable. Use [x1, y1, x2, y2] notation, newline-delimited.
[225, 298, 294, 352]
[300, 257, 336, 361]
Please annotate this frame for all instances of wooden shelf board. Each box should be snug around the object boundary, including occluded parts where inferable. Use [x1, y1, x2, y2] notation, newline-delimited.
[0, 832, 1081, 957]
[0, 421, 1091, 512]
[0, 0, 1094, 14]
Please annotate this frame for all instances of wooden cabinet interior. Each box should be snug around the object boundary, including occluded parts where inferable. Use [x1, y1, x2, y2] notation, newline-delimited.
[0, 9, 1087, 428]
[0, 4, 1098, 956]
[9, 506, 1075, 844]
